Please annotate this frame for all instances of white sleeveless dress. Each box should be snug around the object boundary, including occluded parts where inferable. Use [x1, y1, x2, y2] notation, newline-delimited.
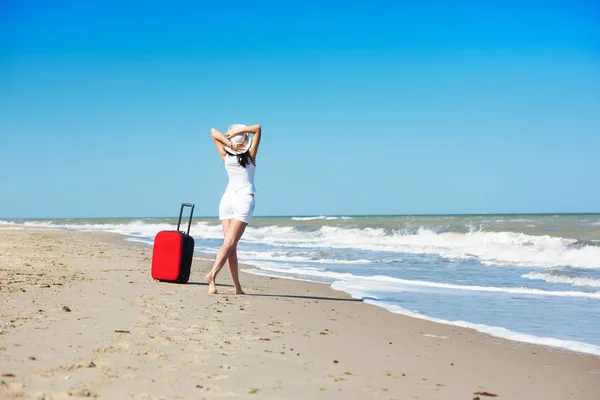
[218, 154, 256, 223]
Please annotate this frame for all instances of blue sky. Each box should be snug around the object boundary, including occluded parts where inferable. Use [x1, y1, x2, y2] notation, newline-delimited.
[1, 0, 599, 218]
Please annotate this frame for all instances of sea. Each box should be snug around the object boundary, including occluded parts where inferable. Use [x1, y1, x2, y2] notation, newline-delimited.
[2, 214, 599, 356]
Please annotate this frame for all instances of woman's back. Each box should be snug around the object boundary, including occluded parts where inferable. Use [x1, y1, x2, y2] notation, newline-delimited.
[224, 154, 256, 195]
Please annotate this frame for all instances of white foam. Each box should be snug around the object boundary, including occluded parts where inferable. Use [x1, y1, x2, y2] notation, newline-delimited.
[1, 220, 225, 240]
[251, 264, 600, 299]
[292, 216, 353, 221]
[522, 272, 600, 288]
[6, 219, 600, 269]
[244, 225, 600, 269]
[292, 216, 328, 221]
[12, 220, 176, 237]
[259, 226, 600, 269]
[238, 250, 374, 265]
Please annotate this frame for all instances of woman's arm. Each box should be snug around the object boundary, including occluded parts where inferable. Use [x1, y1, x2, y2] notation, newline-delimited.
[247, 125, 261, 164]
[211, 128, 243, 160]
[225, 124, 261, 138]
[224, 124, 262, 165]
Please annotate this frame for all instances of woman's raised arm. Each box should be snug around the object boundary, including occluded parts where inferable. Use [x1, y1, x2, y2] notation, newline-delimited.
[211, 128, 242, 160]
[247, 125, 261, 164]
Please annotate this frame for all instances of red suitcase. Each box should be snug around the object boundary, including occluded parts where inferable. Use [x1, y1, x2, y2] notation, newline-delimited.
[151, 203, 195, 283]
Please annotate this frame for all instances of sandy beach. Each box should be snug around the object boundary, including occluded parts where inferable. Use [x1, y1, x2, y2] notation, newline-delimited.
[1, 228, 599, 399]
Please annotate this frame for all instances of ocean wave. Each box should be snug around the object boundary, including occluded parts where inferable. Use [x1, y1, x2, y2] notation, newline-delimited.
[292, 216, 353, 221]
[8, 220, 176, 237]
[245, 226, 600, 269]
[522, 272, 600, 288]
[1, 220, 225, 240]
[238, 250, 377, 265]
[248, 265, 600, 299]
[6, 219, 600, 269]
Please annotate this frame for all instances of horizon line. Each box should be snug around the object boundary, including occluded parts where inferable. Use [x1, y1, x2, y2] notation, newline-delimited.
[2, 212, 600, 220]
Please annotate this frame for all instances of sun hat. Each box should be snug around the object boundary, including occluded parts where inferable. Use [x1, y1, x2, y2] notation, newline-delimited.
[224, 124, 252, 155]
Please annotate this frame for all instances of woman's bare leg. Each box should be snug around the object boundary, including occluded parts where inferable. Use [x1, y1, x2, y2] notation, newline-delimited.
[227, 247, 244, 294]
[220, 220, 244, 294]
[205, 220, 230, 293]
[205, 219, 247, 294]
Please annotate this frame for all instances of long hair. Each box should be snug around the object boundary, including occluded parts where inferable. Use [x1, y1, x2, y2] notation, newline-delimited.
[226, 150, 252, 168]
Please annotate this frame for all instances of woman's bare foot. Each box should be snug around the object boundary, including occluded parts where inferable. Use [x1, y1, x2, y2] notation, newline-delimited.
[234, 286, 245, 295]
[205, 273, 218, 294]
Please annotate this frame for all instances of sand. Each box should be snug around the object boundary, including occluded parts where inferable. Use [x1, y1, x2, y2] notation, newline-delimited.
[1, 228, 599, 399]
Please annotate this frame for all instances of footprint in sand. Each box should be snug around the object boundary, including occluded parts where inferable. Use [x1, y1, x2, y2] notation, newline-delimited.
[182, 354, 207, 366]
[114, 340, 132, 350]
[194, 384, 222, 393]
[3, 382, 25, 398]
[135, 344, 168, 360]
[193, 372, 230, 381]
[93, 345, 119, 355]
[154, 334, 174, 344]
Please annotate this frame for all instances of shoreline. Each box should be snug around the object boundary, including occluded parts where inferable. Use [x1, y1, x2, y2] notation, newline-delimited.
[1, 228, 599, 399]
[242, 268, 600, 357]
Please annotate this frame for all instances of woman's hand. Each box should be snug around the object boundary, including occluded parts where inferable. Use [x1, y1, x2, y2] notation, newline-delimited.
[230, 142, 246, 152]
[225, 130, 245, 139]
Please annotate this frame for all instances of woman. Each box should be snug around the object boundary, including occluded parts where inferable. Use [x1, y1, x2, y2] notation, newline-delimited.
[206, 124, 262, 294]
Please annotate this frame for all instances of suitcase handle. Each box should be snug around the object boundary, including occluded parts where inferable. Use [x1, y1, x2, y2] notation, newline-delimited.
[177, 203, 195, 235]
